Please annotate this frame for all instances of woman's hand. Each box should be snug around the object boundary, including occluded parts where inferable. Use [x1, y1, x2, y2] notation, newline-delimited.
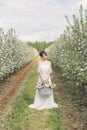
[40, 73, 50, 84]
[41, 78, 47, 84]
[43, 79, 48, 84]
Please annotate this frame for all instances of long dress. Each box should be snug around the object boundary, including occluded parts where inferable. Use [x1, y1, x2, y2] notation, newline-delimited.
[28, 62, 58, 110]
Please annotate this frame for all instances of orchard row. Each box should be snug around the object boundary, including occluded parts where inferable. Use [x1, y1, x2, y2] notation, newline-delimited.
[46, 5, 87, 87]
[0, 28, 38, 80]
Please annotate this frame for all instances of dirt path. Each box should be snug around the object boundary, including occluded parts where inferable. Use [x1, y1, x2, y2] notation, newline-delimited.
[0, 55, 40, 114]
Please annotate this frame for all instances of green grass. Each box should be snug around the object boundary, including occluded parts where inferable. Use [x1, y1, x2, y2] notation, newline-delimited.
[5, 65, 67, 130]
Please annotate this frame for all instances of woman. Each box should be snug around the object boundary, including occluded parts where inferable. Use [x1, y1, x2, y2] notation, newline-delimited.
[28, 50, 58, 110]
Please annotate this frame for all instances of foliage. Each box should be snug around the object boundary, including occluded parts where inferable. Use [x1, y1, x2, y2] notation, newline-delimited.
[27, 41, 54, 52]
[0, 28, 38, 80]
[45, 5, 87, 87]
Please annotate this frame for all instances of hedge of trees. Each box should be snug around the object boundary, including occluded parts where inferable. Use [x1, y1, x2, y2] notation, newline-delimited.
[45, 5, 87, 88]
[0, 28, 38, 80]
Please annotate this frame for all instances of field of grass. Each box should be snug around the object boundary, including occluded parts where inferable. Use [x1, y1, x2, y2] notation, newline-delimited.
[4, 64, 67, 130]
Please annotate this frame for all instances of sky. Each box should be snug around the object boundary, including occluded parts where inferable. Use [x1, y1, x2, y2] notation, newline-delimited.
[0, 0, 87, 42]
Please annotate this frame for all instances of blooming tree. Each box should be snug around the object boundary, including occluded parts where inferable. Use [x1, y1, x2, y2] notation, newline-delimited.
[0, 28, 38, 80]
[45, 5, 87, 87]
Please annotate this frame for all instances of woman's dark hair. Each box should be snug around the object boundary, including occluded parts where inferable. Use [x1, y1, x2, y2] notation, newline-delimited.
[39, 51, 47, 57]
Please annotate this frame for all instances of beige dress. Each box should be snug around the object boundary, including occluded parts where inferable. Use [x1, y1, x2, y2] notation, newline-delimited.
[28, 62, 58, 110]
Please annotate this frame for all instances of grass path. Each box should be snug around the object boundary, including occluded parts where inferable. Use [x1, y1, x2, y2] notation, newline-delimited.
[3, 63, 67, 130]
[1, 59, 85, 130]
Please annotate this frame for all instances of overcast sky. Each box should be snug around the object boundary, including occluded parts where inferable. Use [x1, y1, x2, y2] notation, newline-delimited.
[0, 0, 87, 42]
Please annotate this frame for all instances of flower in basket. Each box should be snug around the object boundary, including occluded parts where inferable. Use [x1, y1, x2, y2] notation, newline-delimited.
[35, 81, 56, 89]
[35, 82, 44, 88]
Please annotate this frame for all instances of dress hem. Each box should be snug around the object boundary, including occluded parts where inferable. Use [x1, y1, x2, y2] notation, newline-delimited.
[28, 103, 58, 111]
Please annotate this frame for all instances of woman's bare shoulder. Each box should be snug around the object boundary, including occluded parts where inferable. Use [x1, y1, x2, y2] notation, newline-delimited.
[47, 60, 51, 64]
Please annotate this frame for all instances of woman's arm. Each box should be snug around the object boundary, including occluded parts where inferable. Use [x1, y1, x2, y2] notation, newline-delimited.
[44, 72, 50, 83]
[39, 73, 46, 83]
[43, 61, 52, 83]
[38, 61, 46, 83]
[44, 61, 52, 82]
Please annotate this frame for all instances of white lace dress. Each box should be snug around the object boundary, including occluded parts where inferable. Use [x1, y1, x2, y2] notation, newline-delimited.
[28, 62, 58, 110]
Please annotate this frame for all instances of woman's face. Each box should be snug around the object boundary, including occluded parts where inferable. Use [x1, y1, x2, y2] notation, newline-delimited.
[42, 53, 47, 60]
